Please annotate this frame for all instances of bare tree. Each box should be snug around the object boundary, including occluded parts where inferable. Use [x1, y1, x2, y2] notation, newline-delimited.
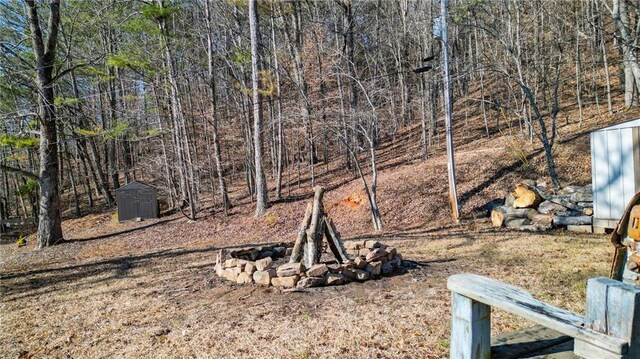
[249, 0, 268, 216]
[26, 0, 64, 247]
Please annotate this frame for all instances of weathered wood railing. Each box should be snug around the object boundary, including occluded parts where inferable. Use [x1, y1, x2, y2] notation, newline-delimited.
[448, 274, 640, 359]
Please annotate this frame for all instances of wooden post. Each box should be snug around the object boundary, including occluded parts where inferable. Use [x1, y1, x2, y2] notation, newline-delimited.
[324, 217, 350, 263]
[450, 292, 491, 359]
[440, 0, 461, 224]
[576, 277, 640, 359]
[289, 202, 313, 264]
[304, 186, 325, 268]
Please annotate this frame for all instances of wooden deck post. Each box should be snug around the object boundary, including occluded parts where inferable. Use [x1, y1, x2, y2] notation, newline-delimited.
[450, 292, 491, 359]
[576, 277, 640, 359]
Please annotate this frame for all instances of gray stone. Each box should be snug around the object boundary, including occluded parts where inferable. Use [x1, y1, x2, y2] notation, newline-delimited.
[234, 247, 260, 261]
[228, 266, 243, 275]
[342, 268, 369, 281]
[325, 273, 346, 286]
[354, 269, 370, 281]
[258, 245, 273, 253]
[359, 248, 370, 256]
[365, 261, 382, 277]
[297, 277, 325, 288]
[354, 257, 367, 269]
[386, 247, 397, 258]
[245, 262, 256, 275]
[236, 272, 253, 284]
[306, 264, 328, 277]
[272, 275, 299, 288]
[257, 250, 274, 259]
[223, 269, 239, 282]
[253, 269, 276, 286]
[255, 257, 273, 271]
[215, 263, 224, 277]
[285, 247, 293, 256]
[389, 254, 403, 268]
[273, 246, 287, 257]
[223, 258, 238, 268]
[365, 240, 383, 249]
[277, 262, 304, 277]
[381, 263, 394, 275]
[366, 248, 389, 263]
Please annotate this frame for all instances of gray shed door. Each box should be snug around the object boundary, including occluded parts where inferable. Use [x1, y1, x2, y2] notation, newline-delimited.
[117, 184, 158, 221]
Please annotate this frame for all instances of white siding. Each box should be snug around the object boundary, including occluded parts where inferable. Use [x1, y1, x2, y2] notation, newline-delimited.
[591, 119, 640, 227]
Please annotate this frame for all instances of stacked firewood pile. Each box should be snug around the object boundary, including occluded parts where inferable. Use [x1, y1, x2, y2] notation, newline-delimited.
[490, 181, 594, 232]
[214, 239, 405, 289]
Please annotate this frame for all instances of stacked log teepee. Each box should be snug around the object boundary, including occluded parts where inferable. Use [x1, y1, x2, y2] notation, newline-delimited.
[290, 186, 350, 268]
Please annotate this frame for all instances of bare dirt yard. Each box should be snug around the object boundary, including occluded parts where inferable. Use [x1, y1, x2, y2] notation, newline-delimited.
[1, 217, 612, 359]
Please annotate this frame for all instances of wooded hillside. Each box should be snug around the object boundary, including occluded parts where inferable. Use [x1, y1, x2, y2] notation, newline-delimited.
[1, 0, 638, 247]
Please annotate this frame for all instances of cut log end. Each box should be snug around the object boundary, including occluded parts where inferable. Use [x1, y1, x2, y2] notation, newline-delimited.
[512, 183, 543, 208]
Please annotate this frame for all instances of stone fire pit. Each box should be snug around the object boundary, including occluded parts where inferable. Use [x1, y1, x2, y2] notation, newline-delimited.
[214, 186, 406, 289]
[214, 239, 405, 289]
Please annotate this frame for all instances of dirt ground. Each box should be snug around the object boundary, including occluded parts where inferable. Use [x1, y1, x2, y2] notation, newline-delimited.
[0, 219, 612, 359]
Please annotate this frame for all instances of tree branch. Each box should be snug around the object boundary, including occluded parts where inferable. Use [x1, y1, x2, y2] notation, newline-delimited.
[0, 164, 39, 181]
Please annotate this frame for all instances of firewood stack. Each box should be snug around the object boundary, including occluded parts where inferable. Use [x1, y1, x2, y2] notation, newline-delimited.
[490, 180, 594, 232]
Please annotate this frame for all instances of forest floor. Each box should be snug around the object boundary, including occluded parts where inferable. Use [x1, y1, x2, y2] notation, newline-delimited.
[0, 107, 633, 358]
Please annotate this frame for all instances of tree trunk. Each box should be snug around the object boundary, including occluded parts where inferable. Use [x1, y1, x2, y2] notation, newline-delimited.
[25, 0, 64, 248]
[249, 0, 268, 216]
[204, 0, 230, 214]
[304, 186, 325, 268]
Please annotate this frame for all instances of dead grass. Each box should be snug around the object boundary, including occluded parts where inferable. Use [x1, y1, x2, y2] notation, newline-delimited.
[0, 223, 611, 359]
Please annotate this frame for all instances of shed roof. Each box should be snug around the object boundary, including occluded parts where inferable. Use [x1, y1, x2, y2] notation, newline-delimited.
[115, 180, 155, 192]
[591, 118, 640, 132]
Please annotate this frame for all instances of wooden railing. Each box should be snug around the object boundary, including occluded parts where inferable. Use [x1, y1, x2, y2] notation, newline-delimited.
[447, 274, 640, 358]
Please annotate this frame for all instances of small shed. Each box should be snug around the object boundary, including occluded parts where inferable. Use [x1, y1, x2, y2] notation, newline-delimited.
[116, 181, 159, 222]
[590, 118, 640, 230]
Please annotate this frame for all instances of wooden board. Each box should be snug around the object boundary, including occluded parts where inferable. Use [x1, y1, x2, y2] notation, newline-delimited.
[492, 325, 575, 359]
[450, 292, 491, 359]
[447, 274, 627, 354]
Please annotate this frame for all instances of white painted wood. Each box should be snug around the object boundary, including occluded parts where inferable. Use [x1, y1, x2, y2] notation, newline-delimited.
[447, 274, 627, 354]
[450, 292, 491, 359]
[574, 340, 624, 359]
[607, 129, 625, 217]
[621, 128, 635, 207]
[591, 119, 640, 229]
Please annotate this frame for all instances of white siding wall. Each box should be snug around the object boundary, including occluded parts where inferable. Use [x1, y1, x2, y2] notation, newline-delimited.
[591, 119, 640, 227]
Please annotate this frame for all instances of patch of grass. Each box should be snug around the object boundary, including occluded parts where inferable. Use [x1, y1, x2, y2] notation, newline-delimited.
[290, 349, 310, 359]
[438, 339, 450, 351]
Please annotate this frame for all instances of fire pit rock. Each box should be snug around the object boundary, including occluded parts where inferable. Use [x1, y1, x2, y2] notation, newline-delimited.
[214, 240, 406, 289]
